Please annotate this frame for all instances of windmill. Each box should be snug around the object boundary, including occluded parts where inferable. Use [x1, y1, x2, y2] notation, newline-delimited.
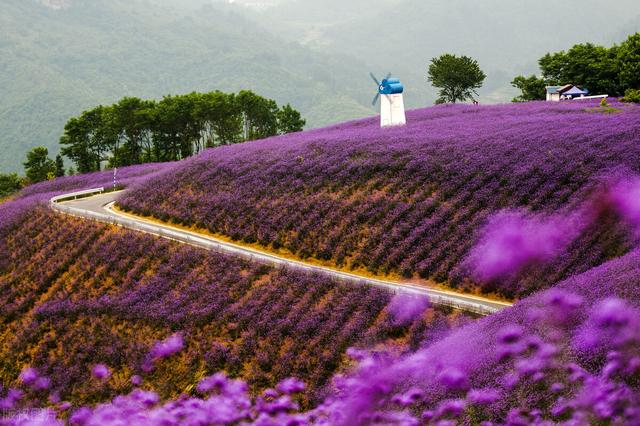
[370, 72, 406, 128]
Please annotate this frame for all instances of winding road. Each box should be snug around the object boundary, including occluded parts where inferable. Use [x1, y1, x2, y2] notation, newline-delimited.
[50, 189, 512, 316]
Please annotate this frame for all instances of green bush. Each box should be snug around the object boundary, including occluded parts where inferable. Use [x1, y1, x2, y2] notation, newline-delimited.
[622, 89, 640, 103]
[0, 173, 23, 198]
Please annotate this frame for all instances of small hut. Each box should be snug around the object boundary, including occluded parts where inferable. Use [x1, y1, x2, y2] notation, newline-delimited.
[546, 84, 589, 102]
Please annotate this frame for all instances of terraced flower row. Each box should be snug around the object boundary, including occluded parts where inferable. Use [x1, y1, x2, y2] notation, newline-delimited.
[0, 207, 469, 407]
[119, 101, 640, 298]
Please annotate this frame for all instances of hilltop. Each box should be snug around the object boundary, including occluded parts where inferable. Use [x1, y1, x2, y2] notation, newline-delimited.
[119, 100, 640, 299]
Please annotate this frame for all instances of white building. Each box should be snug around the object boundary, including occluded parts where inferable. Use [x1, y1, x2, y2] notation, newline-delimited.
[546, 84, 589, 102]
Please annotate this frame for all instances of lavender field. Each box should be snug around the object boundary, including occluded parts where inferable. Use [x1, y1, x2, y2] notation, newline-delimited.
[0, 205, 467, 408]
[119, 101, 640, 298]
[1, 100, 640, 425]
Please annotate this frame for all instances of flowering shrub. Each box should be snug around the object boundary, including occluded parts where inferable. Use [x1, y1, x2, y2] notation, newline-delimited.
[0, 207, 469, 408]
[118, 101, 640, 298]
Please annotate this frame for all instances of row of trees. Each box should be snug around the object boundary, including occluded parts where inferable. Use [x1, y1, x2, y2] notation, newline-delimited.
[60, 90, 305, 173]
[511, 33, 640, 101]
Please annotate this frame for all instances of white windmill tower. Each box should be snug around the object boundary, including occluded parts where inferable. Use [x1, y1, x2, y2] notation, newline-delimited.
[371, 72, 406, 127]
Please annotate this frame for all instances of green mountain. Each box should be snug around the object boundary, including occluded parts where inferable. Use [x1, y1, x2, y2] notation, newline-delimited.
[0, 0, 373, 172]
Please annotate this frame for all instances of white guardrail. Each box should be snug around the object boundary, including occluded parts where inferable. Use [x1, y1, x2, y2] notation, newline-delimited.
[50, 188, 504, 316]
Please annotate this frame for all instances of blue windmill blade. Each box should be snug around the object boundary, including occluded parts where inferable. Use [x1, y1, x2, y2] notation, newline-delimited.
[371, 92, 380, 106]
[370, 72, 381, 87]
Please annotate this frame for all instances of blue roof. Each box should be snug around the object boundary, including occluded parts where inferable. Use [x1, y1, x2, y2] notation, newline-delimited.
[546, 86, 562, 94]
[563, 86, 589, 95]
[379, 77, 404, 95]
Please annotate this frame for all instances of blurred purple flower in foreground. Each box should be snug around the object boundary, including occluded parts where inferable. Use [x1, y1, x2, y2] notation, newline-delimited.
[142, 334, 185, 372]
[608, 176, 640, 236]
[150, 334, 184, 360]
[18, 368, 38, 385]
[468, 211, 582, 281]
[387, 292, 429, 326]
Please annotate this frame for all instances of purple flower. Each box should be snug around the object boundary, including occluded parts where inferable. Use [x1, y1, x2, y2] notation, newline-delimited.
[609, 176, 640, 235]
[468, 211, 582, 281]
[467, 388, 500, 405]
[149, 333, 184, 360]
[34, 377, 51, 391]
[92, 364, 111, 380]
[498, 325, 524, 344]
[19, 367, 39, 384]
[276, 378, 306, 395]
[436, 399, 467, 417]
[196, 373, 228, 394]
[437, 367, 470, 391]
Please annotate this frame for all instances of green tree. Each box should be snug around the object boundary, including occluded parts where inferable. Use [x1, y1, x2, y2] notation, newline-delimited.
[111, 97, 156, 166]
[197, 91, 243, 147]
[23, 146, 56, 183]
[60, 105, 116, 173]
[60, 90, 305, 171]
[622, 89, 640, 103]
[237, 90, 279, 140]
[55, 154, 65, 177]
[153, 94, 202, 161]
[277, 104, 306, 134]
[510, 75, 547, 102]
[539, 42, 620, 96]
[618, 33, 640, 91]
[427, 54, 486, 104]
[0, 173, 22, 198]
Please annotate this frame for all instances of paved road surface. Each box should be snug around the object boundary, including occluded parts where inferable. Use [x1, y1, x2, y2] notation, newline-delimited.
[51, 190, 512, 316]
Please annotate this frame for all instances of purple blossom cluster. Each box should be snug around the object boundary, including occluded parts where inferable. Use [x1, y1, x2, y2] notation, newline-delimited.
[466, 210, 584, 281]
[465, 170, 640, 284]
[118, 101, 640, 298]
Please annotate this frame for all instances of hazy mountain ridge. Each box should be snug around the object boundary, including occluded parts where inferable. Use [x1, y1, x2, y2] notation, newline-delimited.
[0, 0, 372, 172]
[257, 0, 640, 105]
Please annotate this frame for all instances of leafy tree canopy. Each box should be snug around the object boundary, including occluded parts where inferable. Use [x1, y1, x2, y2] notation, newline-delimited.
[512, 32, 640, 101]
[0, 173, 23, 198]
[427, 54, 486, 104]
[277, 104, 306, 134]
[60, 91, 305, 173]
[23, 147, 56, 184]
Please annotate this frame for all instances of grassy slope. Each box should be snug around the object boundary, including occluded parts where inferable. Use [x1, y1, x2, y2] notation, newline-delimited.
[120, 101, 640, 299]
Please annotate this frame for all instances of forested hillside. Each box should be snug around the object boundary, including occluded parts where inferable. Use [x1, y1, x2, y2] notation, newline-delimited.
[0, 0, 371, 172]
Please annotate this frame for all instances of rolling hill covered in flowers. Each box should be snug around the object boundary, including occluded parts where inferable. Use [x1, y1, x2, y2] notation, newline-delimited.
[1, 100, 640, 425]
[120, 100, 640, 299]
